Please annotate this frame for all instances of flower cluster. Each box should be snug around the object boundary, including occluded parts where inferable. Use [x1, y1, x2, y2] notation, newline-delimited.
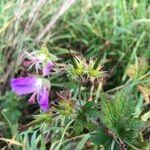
[11, 47, 55, 112]
[66, 42, 110, 85]
[67, 55, 105, 84]
[11, 77, 50, 112]
[10, 47, 105, 113]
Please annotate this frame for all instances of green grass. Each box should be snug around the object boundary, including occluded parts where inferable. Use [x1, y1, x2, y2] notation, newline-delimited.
[0, 0, 150, 149]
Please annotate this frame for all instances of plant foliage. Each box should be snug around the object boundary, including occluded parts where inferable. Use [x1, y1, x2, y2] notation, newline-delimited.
[100, 90, 145, 144]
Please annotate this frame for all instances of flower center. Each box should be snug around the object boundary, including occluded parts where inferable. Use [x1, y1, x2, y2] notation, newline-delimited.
[36, 78, 43, 90]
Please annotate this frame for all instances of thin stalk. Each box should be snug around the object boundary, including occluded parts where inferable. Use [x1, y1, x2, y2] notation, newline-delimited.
[125, 141, 140, 150]
[51, 132, 93, 148]
[54, 119, 74, 150]
[95, 82, 102, 103]
[88, 84, 94, 101]
[106, 78, 132, 93]
[78, 84, 82, 107]
[137, 71, 150, 81]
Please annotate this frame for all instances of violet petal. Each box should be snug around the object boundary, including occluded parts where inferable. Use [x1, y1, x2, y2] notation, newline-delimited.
[10, 77, 39, 95]
[28, 92, 37, 104]
[42, 61, 53, 76]
[37, 87, 49, 112]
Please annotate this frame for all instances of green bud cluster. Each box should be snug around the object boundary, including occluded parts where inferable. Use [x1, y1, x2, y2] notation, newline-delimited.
[67, 56, 104, 82]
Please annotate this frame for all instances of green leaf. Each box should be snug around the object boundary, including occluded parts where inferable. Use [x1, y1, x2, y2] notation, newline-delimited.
[85, 121, 97, 132]
[90, 131, 113, 147]
[47, 53, 58, 61]
[85, 108, 100, 120]
[1, 92, 21, 125]
[65, 82, 78, 90]
[134, 95, 143, 117]
[83, 101, 95, 110]
[141, 111, 150, 122]
[30, 131, 38, 150]
[74, 118, 84, 135]
[100, 89, 144, 143]
[75, 134, 90, 150]
[38, 46, 58, 61]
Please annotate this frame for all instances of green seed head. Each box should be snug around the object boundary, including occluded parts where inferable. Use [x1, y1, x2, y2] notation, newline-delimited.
[68, 58, 85, 76]
[88, 60, 102, 78]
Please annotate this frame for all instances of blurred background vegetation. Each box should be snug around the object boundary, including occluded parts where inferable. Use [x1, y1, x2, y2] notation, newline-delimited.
[0, 0, 149, 149]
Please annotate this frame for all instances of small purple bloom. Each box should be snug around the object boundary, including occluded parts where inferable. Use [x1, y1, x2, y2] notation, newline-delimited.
[43, 61, 53, 76]
[24, 51, 53, 76]
[10, 77, 50, 112]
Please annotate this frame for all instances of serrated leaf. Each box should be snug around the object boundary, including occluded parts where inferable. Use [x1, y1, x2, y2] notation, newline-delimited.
[100, 89, 144, 142]
[85, 121, 97, 132]
[85, 108, 100, 120]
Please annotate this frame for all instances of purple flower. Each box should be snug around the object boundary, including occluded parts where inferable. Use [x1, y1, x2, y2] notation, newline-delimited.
[24, 51, 53, 76]
[43, 61, 53, 76]
[11, 77, 50, 112]
[24, 51, 43, 73]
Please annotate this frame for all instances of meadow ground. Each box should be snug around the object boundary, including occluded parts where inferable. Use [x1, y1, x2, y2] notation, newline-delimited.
[0, 0, 150, 149]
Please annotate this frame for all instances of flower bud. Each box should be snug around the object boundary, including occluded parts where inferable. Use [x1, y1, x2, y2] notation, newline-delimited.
[56, 90, 74, 116]
[68, 57, 85, 77]
[57, 99, 74, 116]
[88, 60, 104, 80]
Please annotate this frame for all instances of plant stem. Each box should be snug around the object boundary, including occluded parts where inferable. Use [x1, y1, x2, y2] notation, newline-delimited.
[125, 141, 140, 150]
[95, 82, 102, 103]
[55, 119, 74, 150]
[78, 84, 82, 107]
[88, 84, 94, 101]
[111, 140, 115, 150]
